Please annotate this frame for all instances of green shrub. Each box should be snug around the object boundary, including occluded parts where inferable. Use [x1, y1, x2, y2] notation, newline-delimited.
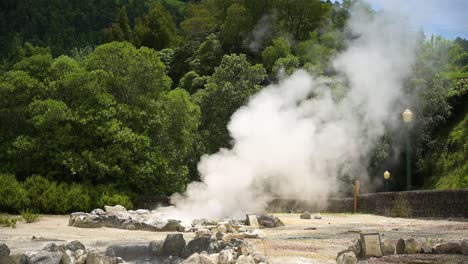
[65, 184, 92, 212]
[23, 175, 50, 212]
[98, 193, 133, 209]
[0, 215, 19, 228]
[20, 209, 40, 223]
[0, 174, 30, 213]
[40, 182, 70, 214]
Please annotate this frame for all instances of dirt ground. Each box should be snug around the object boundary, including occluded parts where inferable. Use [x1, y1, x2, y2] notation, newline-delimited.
[1, 213, 468, 264]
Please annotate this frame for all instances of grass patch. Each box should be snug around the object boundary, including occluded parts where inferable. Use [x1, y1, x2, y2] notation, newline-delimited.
[0, 214, 19, 228]
[390, 195, 411, 218]
[20, 209, 40, 223]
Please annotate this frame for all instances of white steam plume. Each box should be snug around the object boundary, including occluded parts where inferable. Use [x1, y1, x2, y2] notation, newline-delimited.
[154, 4, 418, 221]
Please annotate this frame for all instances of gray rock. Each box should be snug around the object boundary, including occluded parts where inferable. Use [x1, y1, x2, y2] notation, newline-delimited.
[182, 253, 201, 264]
[86, 251, 117, 264]
[24, 250, 63, 264]
[235, 255, 255, 264]
[199, 253, 216, 264]
[61, 250, 76, 264]
[62, 240, 86, 252]
[149, 240, 164, 256]
[0, 243, 10, 256]
[218, 250, 234, 264]
[381, 239, 395, 255]
[348, 239, 361, 257]
[185, 237, 211, 256]
[396, 238, 405, 254]
[68, 212, 86, 226]
[105, 245, 149, 261]
[244, 230, 265, 239]
[461, 239, 468, 255]
[256, 215, 284, 228]
[163, 234, 186, 257]
[405, 238, 421, 254]
[144, 219, 182, 232]
[432, 241, 462, 254]
[72, 214, 102, 228]
[252, 252, 267, 263]
[104, 205, 127, 213]
[336, 251, 357, 264]
[300, 211, 311, 219]
[195, 228, 212, 239]
[43, 243, 60, 252]
[91, 209, 105, 215]
[313, 214, 322, 220]
[136, 209, 150, 215]
[421, 243, 432, 254]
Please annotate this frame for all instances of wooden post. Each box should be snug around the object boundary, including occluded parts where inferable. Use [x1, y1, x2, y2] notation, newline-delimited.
[354, 180, 360, 213]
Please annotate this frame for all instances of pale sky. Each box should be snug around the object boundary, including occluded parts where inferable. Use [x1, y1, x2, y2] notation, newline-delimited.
[362, 0, 468, 39]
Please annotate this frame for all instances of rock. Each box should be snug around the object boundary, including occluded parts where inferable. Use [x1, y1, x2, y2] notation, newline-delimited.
[104, 205, 127, 213]
[396, 238, 406, 254]
[163, 234, 186, 257]
[182, 253, 201, 264]
[251, 252, 267, 263]
[218, 250, 234, 264]
[235, 255, 255, 264]
[348, 239, 361, 257]
[62, 240, 86, 252]
[196, 228, 212, 239]
[144, 219, 182, 232]
[380, 239, 395, 255]
[405, 238, 421, 254]
[215, 232, 225, 241]
[24, 250, 63, 264]
[461, 239, 468, 255]
[256, 215, 284, 228]
[199, 253, 216, 264]
[421, 243, 432, 254]
[0, 243, 10, 256]
[136, 209, 150, 215]
[245, 215, 259, 229]
[149, 240, 164, 256]
[71, 214, 102, 228]
[299, 211, 311, 219]
[105, 244, 149, 261]
[68, 212, 86, 226]
[313, 214, 322, 220]
[217, 225, 227, 234]
[185, 237, 211, 256]
[432, 241, 462, 254]
[244, 229, 265, 239]
[9, 254, 28, 264]
[43, 243, 60, 252]
[86, 251, 117, 264]
[0, 256, 14, 264]
[61, 250, 76, 264]
[336, 251, 357, 264]
[91, 209, 105, 215]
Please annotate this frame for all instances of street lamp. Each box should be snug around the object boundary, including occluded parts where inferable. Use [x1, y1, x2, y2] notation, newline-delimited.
[384, 170, 390, 192]
[402, 109, 413, 191]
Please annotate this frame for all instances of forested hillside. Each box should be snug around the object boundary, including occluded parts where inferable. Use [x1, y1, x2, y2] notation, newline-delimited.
[0, 0, 466, 213]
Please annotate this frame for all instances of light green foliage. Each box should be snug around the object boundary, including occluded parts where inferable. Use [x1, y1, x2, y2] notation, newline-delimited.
[179, 71, 209, 94]
[20, 209, 40, 223]
[297, 32, 336, 70]
[0, 174, 29, 213]
[195, 54, 266, 153]
[0, 215, 19, 228]
[261, 37, 291, 72]
[272, 55, 300, 76]
[220, 3, 253, 52]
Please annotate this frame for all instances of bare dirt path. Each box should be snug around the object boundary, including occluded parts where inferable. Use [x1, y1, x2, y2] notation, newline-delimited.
[1, 213, 467, 263]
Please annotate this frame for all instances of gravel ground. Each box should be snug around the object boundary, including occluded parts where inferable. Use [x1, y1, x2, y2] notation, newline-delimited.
[1, 213, 467, 263]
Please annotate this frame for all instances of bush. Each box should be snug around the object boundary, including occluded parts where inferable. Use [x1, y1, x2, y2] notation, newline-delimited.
[23, 175, 50, 212]
[65, 184, 92, 212]
[97, 193, 133, 209]
[20, 209, 40, 223]
[0, 174, 30, 213]
[40, 182, 70, 214]
[0, 215, 19, 228]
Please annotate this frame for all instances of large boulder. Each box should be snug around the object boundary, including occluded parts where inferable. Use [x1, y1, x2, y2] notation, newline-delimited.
[149, 240, 164, 256]
[256, 215, 284, 228]
[461, 239, 468, 255]
[0, 243, 10, 256]
[185, 237, 211, 256]
[300, 211, 311, 219]
[163, 234, 186, 257]
[105, 245, 149, 261]
[405, 238, 421, 254]
[24, 251, 63, 264]
[336, 251, 357, 264]
[86, 251, 118, 264]
[432, 241, 462, 254]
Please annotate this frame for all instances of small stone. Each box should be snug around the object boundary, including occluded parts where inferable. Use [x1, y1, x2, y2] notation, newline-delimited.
[300, 211, 311, 219]
[336, 251, 357, 264]
[421, 243, 432, 254]
[25, 251, 63, 264]
[199, 253, 216, 264]
[405, 238, 421, 254]
[235, 255, 255, 264]
[396, 238, 406, 254]
[244, 229, 266, 239]
[62, 240, 86, 252]
[0, 243, 10, 256]
[149, 240, 164, 256]
[61, 250, 76, 264]
[218, 250, 234, 264]
[195, 228, 212, 239]
[314, 214, 322, 220]
[86, 251, 117, 264]
[461, 239, 468, 255]
[252, 252, 267, 263]
[43, 243, 59, 252]
[432, 241, 462, 254]
[348, 239, 361, 257]
[182, 253, 200, 264]
[217, 225, 227, 234]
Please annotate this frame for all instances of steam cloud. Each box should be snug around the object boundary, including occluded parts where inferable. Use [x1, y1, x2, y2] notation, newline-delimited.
[154, 4, 418, 221]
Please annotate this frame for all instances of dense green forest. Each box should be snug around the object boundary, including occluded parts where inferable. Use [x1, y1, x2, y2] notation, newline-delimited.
[0, 0, 466, 213]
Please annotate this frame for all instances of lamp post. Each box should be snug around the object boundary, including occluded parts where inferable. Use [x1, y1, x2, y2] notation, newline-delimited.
[384, 170, 390, 192]
[402, 109, 413, 191]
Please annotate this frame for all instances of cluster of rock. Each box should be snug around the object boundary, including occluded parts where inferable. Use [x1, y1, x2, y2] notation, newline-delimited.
[336, 237, 468, 264]
[69, 205, 284, 233]
[299, 211, 321, 220]
[0, 225, 269, 264]
[0, 240, 122, 264]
